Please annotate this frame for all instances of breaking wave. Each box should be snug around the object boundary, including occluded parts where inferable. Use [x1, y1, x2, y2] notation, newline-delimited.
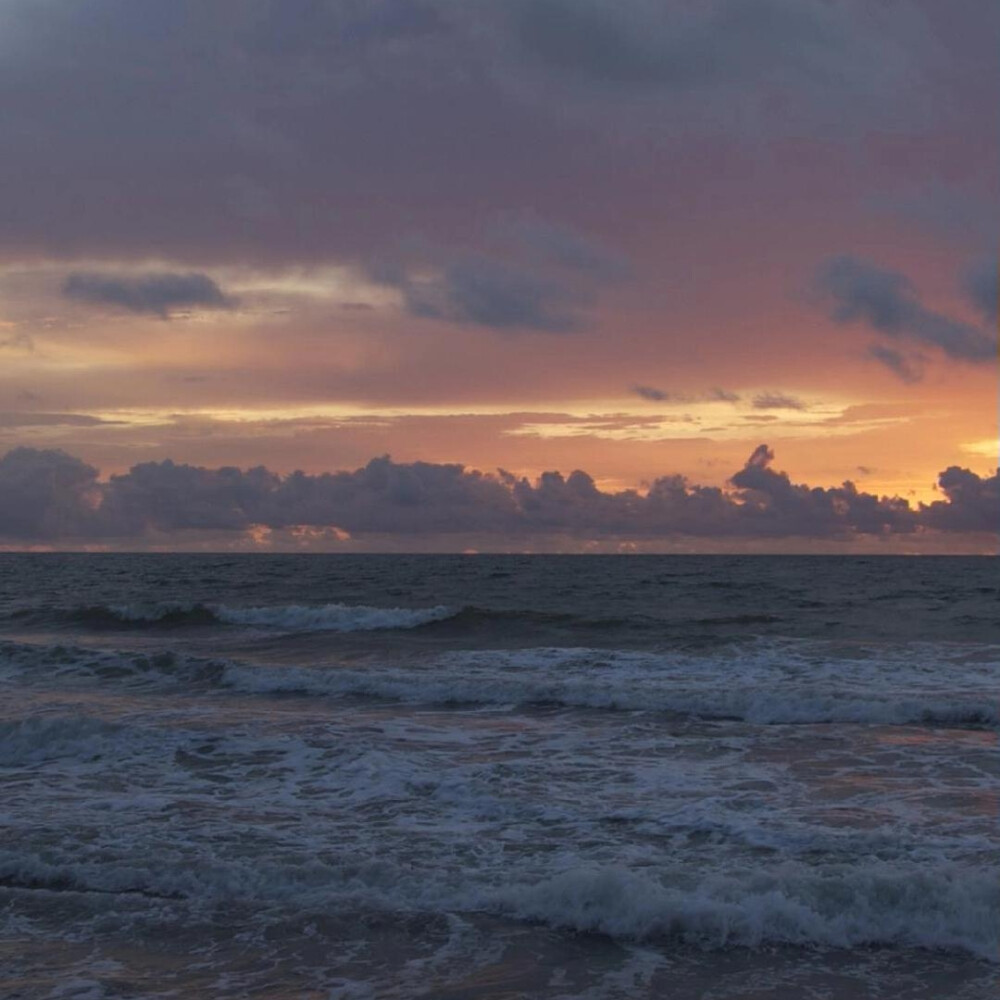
[494, 865, 1000, 960]
[5, 639, 997, 729]
[219, 659, 1000, 729]
[0, 847, 994, 961]
[43, 601, 457, 632]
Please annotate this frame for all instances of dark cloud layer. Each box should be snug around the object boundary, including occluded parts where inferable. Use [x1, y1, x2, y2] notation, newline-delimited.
[63, 272, 234, 318]
[816, 256, 996, 373]
[0, 0, 948, 267]
[1, 445, 994, 544]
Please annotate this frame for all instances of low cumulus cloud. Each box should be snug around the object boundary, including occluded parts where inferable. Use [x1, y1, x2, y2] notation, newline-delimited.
[63, 272, 235, 318]
[815, 256, 996, 376]
[920, 465, 1000, 533]
[1, 444, 995, 544]
[0, 448, 102, 539]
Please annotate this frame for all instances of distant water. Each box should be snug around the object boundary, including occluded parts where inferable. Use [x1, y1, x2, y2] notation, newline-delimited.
[2, 554, 998, 999]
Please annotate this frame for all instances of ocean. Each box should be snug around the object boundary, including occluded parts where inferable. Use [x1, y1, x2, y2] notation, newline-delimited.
[1, 554, 997, 998]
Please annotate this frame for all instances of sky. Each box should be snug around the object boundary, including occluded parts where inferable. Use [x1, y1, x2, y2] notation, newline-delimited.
[0, 0, 996, 552]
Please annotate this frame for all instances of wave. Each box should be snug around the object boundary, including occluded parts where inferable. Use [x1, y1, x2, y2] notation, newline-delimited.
[39, 601, 457, 632]
[219, 651, 1000, 729]
[2, 602, 786, 636]
[4, 638, 996, 729]
[214, 602, 454, 631]
[1, 847, 994, 961]
[222, 665, 1000, 729]
[0, 716, 127, 766]
[493, 865, 1000, 960]
[0, 638, 228, 689]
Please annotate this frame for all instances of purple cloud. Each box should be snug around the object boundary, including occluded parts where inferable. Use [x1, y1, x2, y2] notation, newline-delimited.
[1, 445, 994, 544]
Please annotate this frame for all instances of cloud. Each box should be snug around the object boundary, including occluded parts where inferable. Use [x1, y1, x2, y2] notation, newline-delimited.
[815, 256, 996, 368]
[707, 387, 741, 403]
[866, 345, 923, 384]
[385, 254, 579, 332]
[728, 443, 915, 536]
[631, 385, 742, 404]
[0, 447, 101, 538]
[752, 392, 805, 411]
[0, 412, 117, 428]
[1, 444, 993, 545]
[0, 0, 942, 272]
[63, 271, 235, 318]
[371, 223, 625, 332]
[632, 384, 672, 402]
[920, 465, 999, 533]
[492, 216, 630, 279]
[504, 0, 918, 97]
[871, 183, 1000, 250]
[0, 331, 33, 351]
[963, 258, 998, 325]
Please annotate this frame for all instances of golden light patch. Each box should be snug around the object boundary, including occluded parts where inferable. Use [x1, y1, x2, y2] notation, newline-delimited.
[960, 439, 999, 460]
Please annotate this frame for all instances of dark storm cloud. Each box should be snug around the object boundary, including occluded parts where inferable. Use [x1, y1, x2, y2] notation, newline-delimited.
[62, 272, 235, 318]
[752, 392, 805, 411]
[2, 445, 992, 543]
[815, 256, 996, 367]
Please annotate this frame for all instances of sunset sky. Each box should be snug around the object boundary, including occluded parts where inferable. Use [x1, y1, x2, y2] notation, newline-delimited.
[0, 0, 996, 550]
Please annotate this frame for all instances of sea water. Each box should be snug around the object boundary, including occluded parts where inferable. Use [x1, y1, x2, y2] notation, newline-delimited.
[1, 554, 997, 998]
